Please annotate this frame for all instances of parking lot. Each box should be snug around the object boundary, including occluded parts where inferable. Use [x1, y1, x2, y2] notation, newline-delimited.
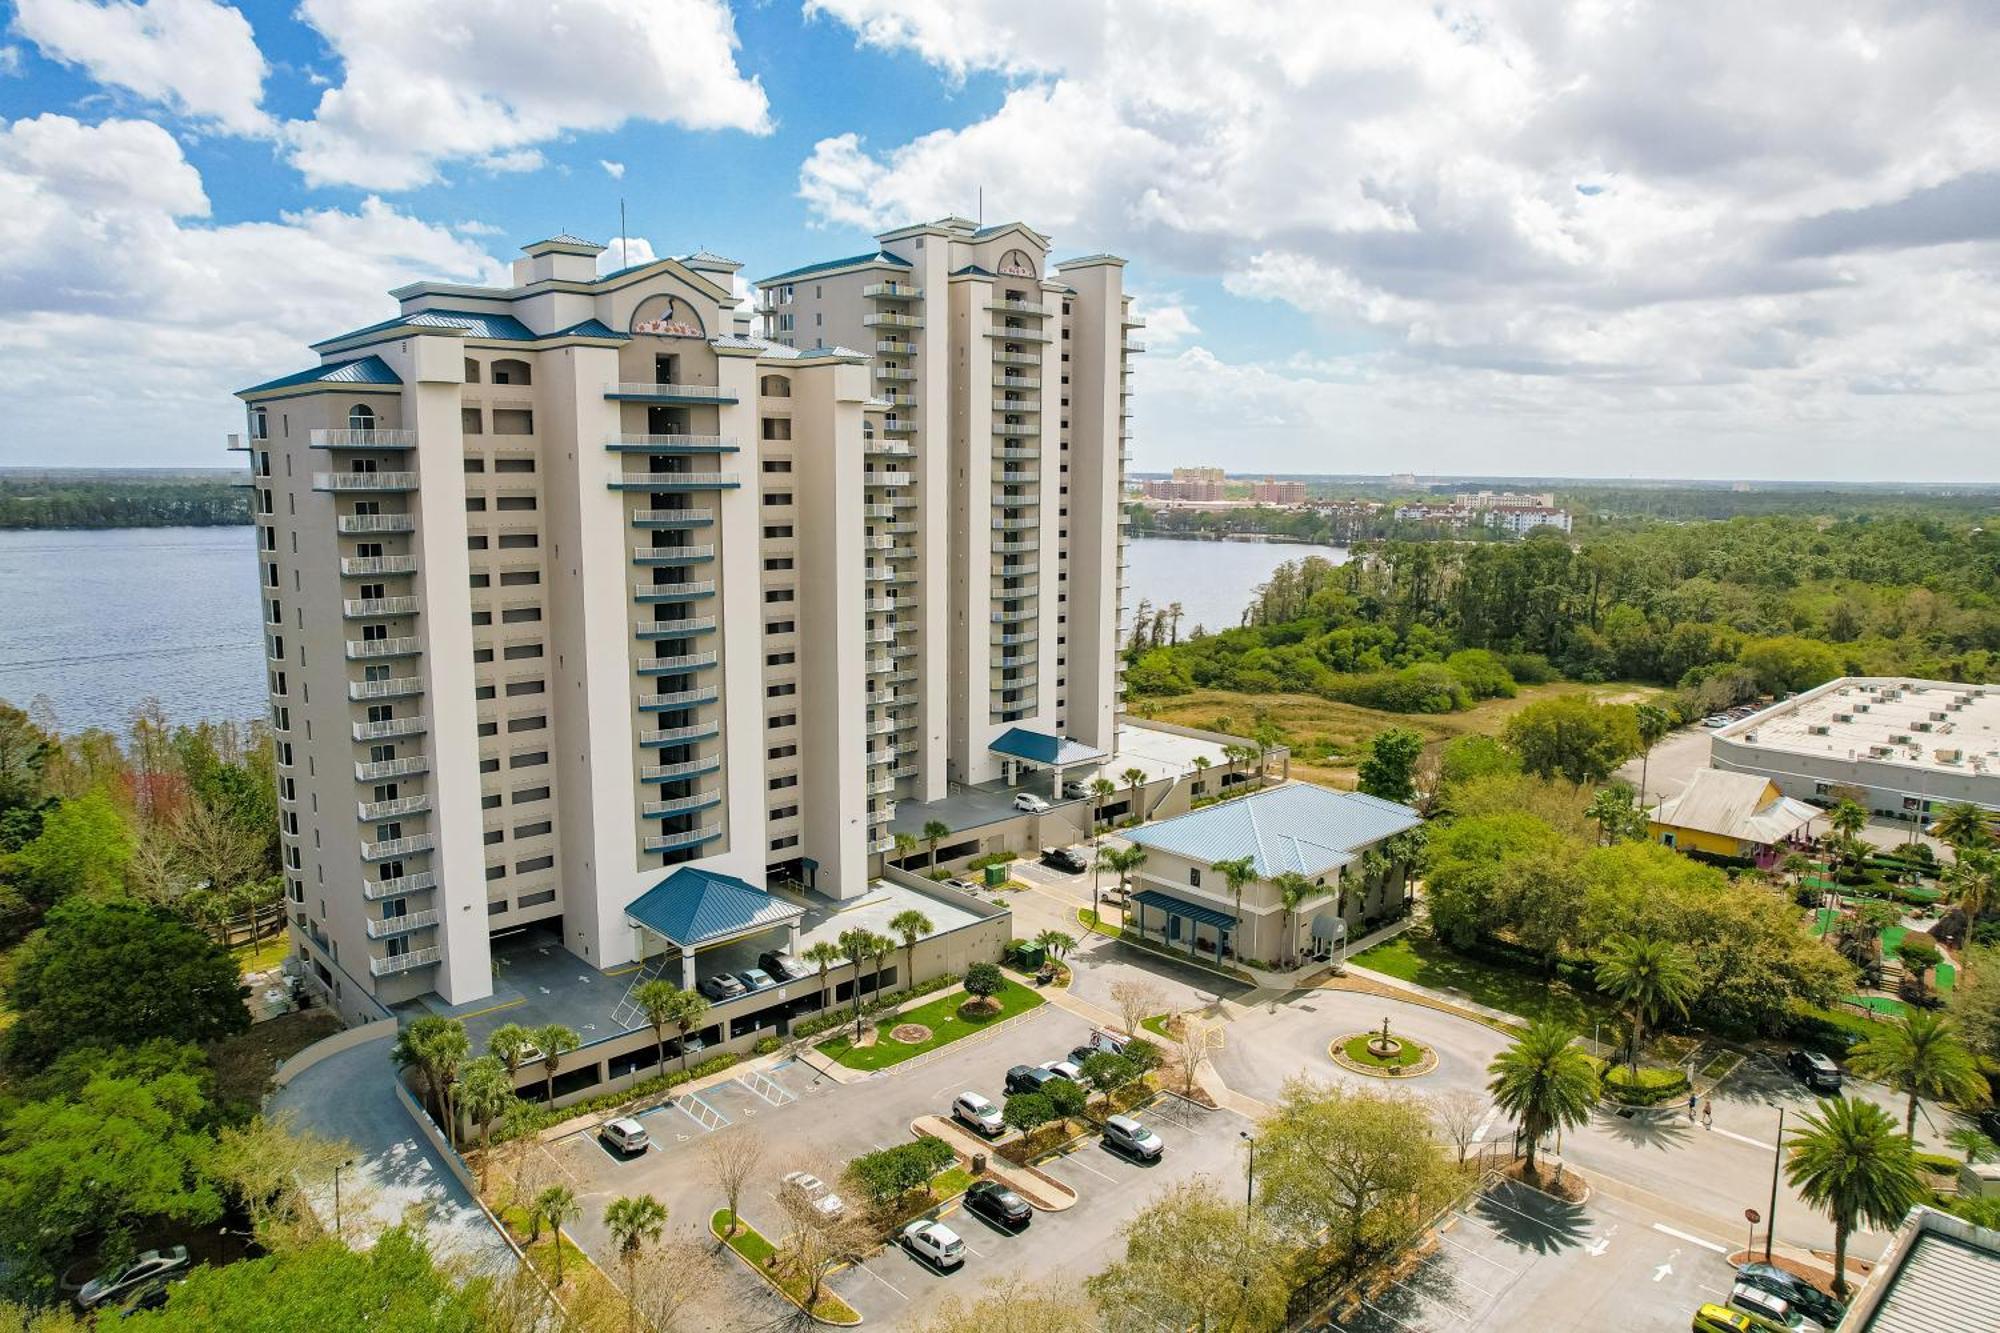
[1327, 1178, 1738, 1332]
[528, 999, 1258, 1326]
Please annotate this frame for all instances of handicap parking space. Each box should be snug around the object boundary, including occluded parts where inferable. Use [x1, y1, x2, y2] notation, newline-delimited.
[1325, 1179, 1736, 1332]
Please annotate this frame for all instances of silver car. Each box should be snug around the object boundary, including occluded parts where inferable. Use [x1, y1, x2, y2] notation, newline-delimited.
[77, 1247, 190, 1310]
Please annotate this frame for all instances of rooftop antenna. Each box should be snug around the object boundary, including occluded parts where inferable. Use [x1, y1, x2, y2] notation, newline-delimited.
[619, 198, 628, 270]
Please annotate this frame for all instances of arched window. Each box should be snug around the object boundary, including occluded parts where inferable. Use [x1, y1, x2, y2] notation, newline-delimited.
[491, 358, 532, 386]
[759, 374, 792, 398]
[347, 403, 376, 432]
[464, 358, 481, 383]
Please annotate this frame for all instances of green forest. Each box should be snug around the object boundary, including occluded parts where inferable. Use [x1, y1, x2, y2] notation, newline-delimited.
[0, 474, 248, 529]
[1125, 514, 2000, 716]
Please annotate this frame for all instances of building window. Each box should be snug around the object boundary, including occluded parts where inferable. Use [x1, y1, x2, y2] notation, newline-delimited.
[491, 358, 532, 386]
[1189, 868, 1201, 888]
[517, 888, 557, 908]
[347, 403, 375, 432]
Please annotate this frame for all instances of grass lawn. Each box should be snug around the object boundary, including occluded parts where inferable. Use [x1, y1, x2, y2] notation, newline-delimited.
[931, 1165, 975, 1200]
[1141, 1013, 1173, 1039]
[1339, 1032, 1426, 1070]
[1349, 932, 1617, 1029]
[230, 932, 291, 977]
[1079, 907, 1127, 939]
[817, 978, 1043, 1070]
[710, 1210, 860, 1325]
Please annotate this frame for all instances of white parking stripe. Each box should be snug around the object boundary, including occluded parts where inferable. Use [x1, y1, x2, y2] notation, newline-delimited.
[1055, 1152, 1117, 1182]
[1437, 1227, 1523, 1276]
[1652, 1223, 1729, 1255]
[853, 1263, 907, 1300]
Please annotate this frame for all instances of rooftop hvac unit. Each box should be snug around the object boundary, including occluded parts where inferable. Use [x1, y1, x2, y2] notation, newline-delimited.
[1932, 711, 1949, 721]
[1855, 704, 1871, 713]
[1808, 724, 1831, 736]
[1870, 745, 1894, 757]
[1937, 749, 1964, 764]
[1892, 733, 1912, 744]
[1916, 722, 1934, 732]
[1834, 713, 1854, 723]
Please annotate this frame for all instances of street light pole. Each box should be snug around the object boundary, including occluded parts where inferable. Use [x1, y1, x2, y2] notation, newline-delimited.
[1240, 1130, 1255, 1217]
[1765, 1108, 1784, 1263]
[333, 1157, 354, 1239]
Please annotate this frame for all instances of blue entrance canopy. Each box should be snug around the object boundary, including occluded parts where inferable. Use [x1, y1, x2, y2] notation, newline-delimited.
[625, 866, 802, 948]
[1132, 888, 1236, 932]
[988, 726, 1107, 768]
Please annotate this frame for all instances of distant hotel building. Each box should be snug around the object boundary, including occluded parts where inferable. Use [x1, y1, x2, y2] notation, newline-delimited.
[1249, 478, 1308, 505]
[232, 220, 1138, 1018]
[1141, 466, 1229, 502]
[1394, 489, 1571, 535]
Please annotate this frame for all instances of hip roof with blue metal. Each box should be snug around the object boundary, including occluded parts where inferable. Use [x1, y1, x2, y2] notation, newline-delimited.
[988, 727, 1107, 767]
[238, 354, 402, 396]
[624, 866, 803, 948]
[1124, 783, 1421, 879]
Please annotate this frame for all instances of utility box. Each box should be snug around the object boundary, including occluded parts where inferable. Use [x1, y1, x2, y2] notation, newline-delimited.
[1961, 1162, 2000, 1199]
[984, 863, 1008, 888]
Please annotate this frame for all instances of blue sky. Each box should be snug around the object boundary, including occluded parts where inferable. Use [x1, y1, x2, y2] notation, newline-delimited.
[3, 2, 1999, 480]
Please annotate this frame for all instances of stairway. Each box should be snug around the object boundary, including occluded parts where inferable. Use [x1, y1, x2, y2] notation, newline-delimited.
[609, 955, 672, 1031]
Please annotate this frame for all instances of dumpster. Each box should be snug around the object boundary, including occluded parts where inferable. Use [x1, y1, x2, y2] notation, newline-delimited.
[983, 863, 1008, 888]
[1014, 942, 1047, 970]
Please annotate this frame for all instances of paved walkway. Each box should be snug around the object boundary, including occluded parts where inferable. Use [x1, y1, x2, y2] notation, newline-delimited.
[911, 1115, 1079, 1211]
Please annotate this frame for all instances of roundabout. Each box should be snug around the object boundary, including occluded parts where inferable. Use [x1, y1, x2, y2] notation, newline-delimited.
[1329, 1016, 1439, 1078]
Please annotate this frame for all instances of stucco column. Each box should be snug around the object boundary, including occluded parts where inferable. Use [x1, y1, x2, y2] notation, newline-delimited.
[1051, 766, 1061, 799]
[787, 921, 800, 952]
[680, 950, 696, 989]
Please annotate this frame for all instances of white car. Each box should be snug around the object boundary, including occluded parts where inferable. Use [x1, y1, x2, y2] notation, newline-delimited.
[782, 1170, 846, 1218]
[1040, 1058, 1083, 1082]
[901, 1218, 966, 1270]
[953, 1091, 1005, 1137]
[1013, 793, 1051, 814]
[77, 1247, 190, 1310]
[600, 1117, 650, 1155]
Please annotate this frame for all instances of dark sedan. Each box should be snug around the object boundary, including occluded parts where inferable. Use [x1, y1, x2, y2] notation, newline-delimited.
[963, 1179, 1032, 1230]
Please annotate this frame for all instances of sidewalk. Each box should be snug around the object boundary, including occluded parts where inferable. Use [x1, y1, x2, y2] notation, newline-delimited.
[911, 1115, 1079, 1211]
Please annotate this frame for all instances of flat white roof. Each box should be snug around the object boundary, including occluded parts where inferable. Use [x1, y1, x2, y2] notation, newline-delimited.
[1719, 677, 2000, 777]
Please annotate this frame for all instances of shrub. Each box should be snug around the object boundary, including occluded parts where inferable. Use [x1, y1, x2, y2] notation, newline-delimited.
[1599, 1063, 1690, 1107]
[964, 962, 1006, 1006]
[752, 1036, 782, 1056]
[489, 1052, 741, 1143]
[786, 971, 965, 1040]
[1501, 652, 1558, 684]
[966, 851, 1018, 871]
[1002, 1091, 1055, 1134]
[1915, 1151, 1962, 1177]
[846, 1139, 957, 1204]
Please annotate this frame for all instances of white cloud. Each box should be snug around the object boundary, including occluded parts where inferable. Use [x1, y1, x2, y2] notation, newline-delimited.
[0, 114, 505, 467]
[805, 1, 2000, 477]
[600, 159, 625, 179]
[0, 46, 21, 76]
[1128, 291, 1198, 347]
[284, 0, 772, 189]
[11, 0, 271, 134]
[598, 235, 658, 273]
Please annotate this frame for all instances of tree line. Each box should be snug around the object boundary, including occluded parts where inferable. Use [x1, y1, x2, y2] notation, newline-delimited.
[0, 476, 248, 529]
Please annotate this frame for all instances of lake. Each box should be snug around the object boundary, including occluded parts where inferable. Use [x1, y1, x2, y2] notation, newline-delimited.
[0, 526, 266, 733]
[1122, 535, 1349, 636]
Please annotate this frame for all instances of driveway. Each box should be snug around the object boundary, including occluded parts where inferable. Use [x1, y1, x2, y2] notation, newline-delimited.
[1213, 987, 1512, 1109]
[268, 1036, 515, 1272]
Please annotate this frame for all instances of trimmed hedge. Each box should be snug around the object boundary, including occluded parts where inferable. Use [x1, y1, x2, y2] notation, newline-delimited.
[1598, 1061, 1691, 1106]
[490, 1051, 742, 1142]
[786, 970, 966, 1041]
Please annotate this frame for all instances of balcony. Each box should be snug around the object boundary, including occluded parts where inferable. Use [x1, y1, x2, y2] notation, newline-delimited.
[638, 651, 719, 674]
[633, 543, 716, 564]
[867, 719, 897, 737]
[863, 569, 896, 584]
[872, 471, 913, 487]
[363, 870, 437, 900]
[369, 947, 442, 978]
[996, 470, 1040, 484]
[337, 513, 414, 535]
[342, 595, 419, 618]
[992, 350, 1040, 365]
[865, 656, 893, 674]
[862, 312, 923, 329]
[314, 471, 416, 492]
[366, 909, 440, 939]
[358, 794, 431, 821]
[634, 617, 719, 638]
[867, 777, 896, 797]
[877, 391, 917, 408]
[993, 653, 1035, 670]
[994, 374, 1041, 389]
[631, 507, 715, 528]
[875, 339, 917, 355]
[643, 824, 723, 853]
[995, 562, 1039, 578]
[865, 627, 897, 645]
[605, 433, 738, 454]
[993, 630, 1039, 646]
[632, 579, 717, 602]
[993, 536, 1039, 554]
[866, 440, 914, 458]
[340, 555, 417, 577]
[991, 608, 1038, 624]
[874, 366, 917, 382]
[352, 715, 427, 742]
[991, 517, 1038, 531]
[863, 597, 900, 613]
[345, 636, 422, 660]
[986, 326, 1053, 342]
[641, 789, 723, 817]
[864, 282, 923, 300]
[354, 754, 429, 782]
[604, 382, 738, 403]
[986, 299, 1046, 316]
[993, 398, 1042, 414]
[862, 503, 901, 519]
[361, 833, 435, 862]
[995, 673, 1040, 691]
[312, 428, 417, 450]
[642, 755, 722, 782]
[640, 722, 722, 746]
[348, 676, 422, 701]
[639, 687, 720, 710]
[1123, 341, 1147, 354]
[607, 472, 740, 491]
[994, 445, 1038, 461]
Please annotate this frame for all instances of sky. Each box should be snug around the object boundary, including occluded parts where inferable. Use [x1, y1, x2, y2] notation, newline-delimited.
[3, 2, 1999, 481]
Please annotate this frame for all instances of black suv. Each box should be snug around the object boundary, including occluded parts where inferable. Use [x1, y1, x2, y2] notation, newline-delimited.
[1786, 1049, 1842, 1093]
[1040, 846, 1089, 874]
[964, 1180, 1032, 1230]
[1005, 1064, 1060, 1095]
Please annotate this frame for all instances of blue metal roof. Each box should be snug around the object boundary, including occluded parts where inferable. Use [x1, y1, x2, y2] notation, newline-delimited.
[239, 355, 401, 395]
[952, 264, 996, 278]
[547, 318, 628, 340]
[624, 866, 802, 947]
[760, 249, 912, 284]
[1132, 888, 1236, 931]
[988, 727, 1107, 767]
[1124, 783, 1421, 879]
[314, 307, 539, 349]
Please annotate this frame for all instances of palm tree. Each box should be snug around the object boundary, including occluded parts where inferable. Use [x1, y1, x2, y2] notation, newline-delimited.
[921, 819, 951, 870]
[1211, 856, 1258, 961]
[603, 1193, 669, 1332]
[838, 927, 873, 1030]
[802, 939, 842, 1012]
[889, 909, 934, 990]
[668, 989, 709, 1072]
[1850, 1010, 1988, 1138]
[1781, 851, 1812, 888]
[1034, 928, 1076, 961]
[1089, 776, 1118, 831]
[1945, 847, 1998, 926]
[532, 1023, 580, 1106]
[633, 978, 681, 1074]
[1785, 1097, 1923, 1299]
[1631, 703, 1672, 808]
[1220, 743, 1249, 788]
[1945, 1126, 1998, 1164]
[1191, 754, 1212, 794]
[458, 1056, 514, 1187]
[1829, 799, 1868, 843]
[488, 1022, 537, 1083]
[535, 1184, 582, 1287]
[1121, 766, 1149, 822]
[1093, 844, 1148, 932]
[1593, 935, 1699, 1076]
[1251, 721, 1284, 784]
[1934, 802, 1991, 853]
[866, 930, 896, 998]
[392, 1016, 470, 1147]
[1487, 1021, 1600, 1182]
[1269, 870, 1318, 967]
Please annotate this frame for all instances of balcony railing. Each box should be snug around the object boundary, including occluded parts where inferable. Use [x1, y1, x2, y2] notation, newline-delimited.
[996, 470, 1040, 484]
[994, 445, 1038, 461]
[312, 428, 417, 450]
[862, 312, 923, 329]
[991, 517, 1038, 531]
[369, 947, 442, 977]
[641, 789, 722, 817]
[314, 471, 416, 492]
[862, 504, 900, 519]
[639, 651, 719, 674]
[340, 555, 417, 577]
[367, 909, 440, 939]
[640, 723, 722, 746]
[633, 543, 716, 563]
[605, 433, 737, 453]
[361, 833, 435, 862]
[337, 513, 414, 535]
[348, 676, 422, 701]
[631, 507, 715, 527]
[604, 382, 737, 402]
[995, 562, 1040, 578]
[641, 755, 722, 782]
[875, 339, 917, 354]
[358, 794, 432, 821]
[634, 616, 719, 638]
[643, 824, 723, 852]
[866, 441, 914, 458]
[992, 350, 1040, 365]
[632, 580, 717, 602]
[865, 656, 893, 674]
[874, 367, 917, 381]
[993, 630, 1039, 646]
[993, 537, 1039, 553]
[608, 472, 741, 490]
[639, 687, 720, 710]
[1123, 341, 1147, 353]
[986, 299, 1047, 315]
[994, 374, 1041, 389]
[873, 471, 913, 486]
[352, 715, 427, 742]
[864, 282, 923, 300]
[986, 326, 1053, 342]
[345, 636, 422, 660]
[342, 596, 420, 618]
[355, 754, 429, 782]
[363, 870, 436, 900]
[991, 608, 1037, 624]
[993, 399, 1040, 413]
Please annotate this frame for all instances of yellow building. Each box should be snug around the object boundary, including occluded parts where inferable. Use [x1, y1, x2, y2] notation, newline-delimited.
[1649, 768, 1819, 863]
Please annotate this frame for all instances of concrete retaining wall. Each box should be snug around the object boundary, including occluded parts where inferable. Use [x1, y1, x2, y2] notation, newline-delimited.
[271, 1016, 397, 1091]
